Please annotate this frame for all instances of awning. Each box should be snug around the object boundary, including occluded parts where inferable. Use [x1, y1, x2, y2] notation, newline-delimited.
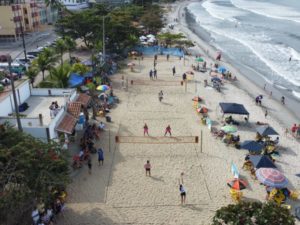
[219, 102, 249, 115]
[67, 102, 82, 117]
[56, 113, 77, 134]
[76, 93, 91, 107]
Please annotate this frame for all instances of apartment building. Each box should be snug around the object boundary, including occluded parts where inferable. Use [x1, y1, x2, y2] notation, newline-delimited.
[0, 0, 57, 41]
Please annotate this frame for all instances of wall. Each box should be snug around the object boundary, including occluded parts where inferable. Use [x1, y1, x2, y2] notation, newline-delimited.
[0, 95, 13, 117]
[17, 79, 31, 104]
[23, 127, 48, 141]
[48, 105, 65, 139]
[31, 88, 76, 97]
[0, 117, 43, 127]
[0, 6, 15, 36]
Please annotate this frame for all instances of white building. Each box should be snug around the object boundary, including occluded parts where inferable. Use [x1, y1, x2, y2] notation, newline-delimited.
[0, 79, 91, 141]
[59, 0, 89, 11]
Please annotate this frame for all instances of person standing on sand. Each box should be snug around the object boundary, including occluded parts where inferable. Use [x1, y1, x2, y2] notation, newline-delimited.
[265, 110, 268, 118]
[158, 90, 163, 102]
[164, 125, 172, 136]
[172, 66, 176, 76]
[143, 123, 149, 136]
[149, 70, 153, 80]
[87, 157, 92, 174]
[154, 69, 157, 79]
[281, 96, 285, 105]
[167, 54, 169, 61]
[179, 184, 186, 204]
[144, 160, 151, 176]
[97, 148, 104, 166]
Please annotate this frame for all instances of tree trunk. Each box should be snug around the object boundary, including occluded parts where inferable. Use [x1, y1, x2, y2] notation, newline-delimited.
[42, 70, 45, 80]
[60, 52, 63, 67]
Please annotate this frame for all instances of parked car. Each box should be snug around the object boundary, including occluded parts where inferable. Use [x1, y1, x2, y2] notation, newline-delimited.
[27, 51, 40, 57]
[27, 55, 36, 60]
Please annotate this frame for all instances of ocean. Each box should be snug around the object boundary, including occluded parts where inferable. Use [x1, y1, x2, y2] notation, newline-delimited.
[186, 0, 300, 108]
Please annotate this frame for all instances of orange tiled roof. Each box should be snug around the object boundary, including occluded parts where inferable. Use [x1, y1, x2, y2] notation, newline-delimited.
[67, 102, 82, 117]
[56, 113, 77, 134]
[76, 93, 91, 107]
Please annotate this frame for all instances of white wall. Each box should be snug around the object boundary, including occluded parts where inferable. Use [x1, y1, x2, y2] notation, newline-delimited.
[0, 117, 44, 127]
[23, 127, 48, 141]
[31, 88, 76, 97]
[0, 96, 13, 117]
[18, 80, 31, 103]
[48, 106, 65, 139]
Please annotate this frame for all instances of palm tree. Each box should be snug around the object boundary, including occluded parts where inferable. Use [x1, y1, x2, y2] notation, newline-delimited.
[55, 39, 67, 67]
[32, 48, 57, 80]
[50, 63, 72, 88]
[25, 67, 38, 88]
[63, 36, 76, 63]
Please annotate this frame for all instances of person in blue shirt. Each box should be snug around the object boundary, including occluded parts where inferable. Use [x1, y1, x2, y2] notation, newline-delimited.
[97, 148, 104, 166]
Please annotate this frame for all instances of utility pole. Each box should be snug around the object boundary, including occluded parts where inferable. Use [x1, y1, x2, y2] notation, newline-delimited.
[17, 0, 27, 61]
[8, 55, 23, 132]
[102, 16, 105, 64]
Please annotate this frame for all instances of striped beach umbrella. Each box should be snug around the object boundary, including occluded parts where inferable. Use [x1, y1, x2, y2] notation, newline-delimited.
[227, 178, 247, 190]
[96, 85, 110, 91]
[256, 168, 288, 188]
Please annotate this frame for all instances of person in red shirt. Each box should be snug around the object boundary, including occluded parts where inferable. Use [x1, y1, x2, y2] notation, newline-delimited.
[143, 123, 149, 136]
[291, 124, 297, 135]
[164, 125, 172, 136]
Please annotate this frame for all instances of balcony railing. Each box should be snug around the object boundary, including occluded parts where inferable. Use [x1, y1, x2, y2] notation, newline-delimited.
[13, 16, 22, 22]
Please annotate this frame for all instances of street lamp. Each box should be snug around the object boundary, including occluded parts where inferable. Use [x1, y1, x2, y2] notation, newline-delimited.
[7, 55, 23, 132]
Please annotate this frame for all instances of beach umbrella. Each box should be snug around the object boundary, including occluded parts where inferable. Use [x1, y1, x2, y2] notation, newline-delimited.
[147, 34, 155, 38]
[221, 125, 237, 133]
[96, 85, 110, 91]
[240, 140, 264, 153]
[139, 35, 147, 40]
[218, 66, 226, 74]
[211, 77, 222, 83]
[249, 155, 276, 169]
[227, 178, 247, 190]
[195, 57, 204, 62]
[256, 168, 288, 188]
[256, 126, 278, 136]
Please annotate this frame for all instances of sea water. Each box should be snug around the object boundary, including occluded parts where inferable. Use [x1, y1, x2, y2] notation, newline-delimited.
[187, 0, 300, 103]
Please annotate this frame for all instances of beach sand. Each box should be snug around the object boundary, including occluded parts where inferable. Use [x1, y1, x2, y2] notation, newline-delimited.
[57, 2, 300, 224]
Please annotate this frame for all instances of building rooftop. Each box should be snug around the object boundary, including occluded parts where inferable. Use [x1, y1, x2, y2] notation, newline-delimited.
[23, 96, 66, 125]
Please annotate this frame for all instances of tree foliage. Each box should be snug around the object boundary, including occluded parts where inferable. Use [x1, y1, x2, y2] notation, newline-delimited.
[213, 201, 295, 225]
[72, 63, 89, 75]
[157, 32, 186, 47]
[49, 63, 72, 88]
[0, 124, 70, 225]
[32, 48, 57, 80]
[140, 5, 164, 33]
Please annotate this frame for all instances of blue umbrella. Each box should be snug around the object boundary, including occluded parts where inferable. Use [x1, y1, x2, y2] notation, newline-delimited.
[218, 66, 226, 74]
[256, 126, 278, 136]
[240, 140, 264, 153]
[211, 77, 222, 83]
[249, 155, 276, 169]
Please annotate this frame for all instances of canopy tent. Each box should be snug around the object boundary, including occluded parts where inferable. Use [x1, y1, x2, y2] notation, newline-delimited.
[249, 155, 276, 169]
[240, 140, 264, 153]
[68, 73, 84, 88]
[256, 126, 278, 136]
[219, 102, 249, 117]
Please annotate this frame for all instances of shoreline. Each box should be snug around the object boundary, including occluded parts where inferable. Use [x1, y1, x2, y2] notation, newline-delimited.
[167, 0, 300, 131]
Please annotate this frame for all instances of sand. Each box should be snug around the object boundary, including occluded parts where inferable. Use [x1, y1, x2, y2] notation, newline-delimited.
[57, 2, 300, 225]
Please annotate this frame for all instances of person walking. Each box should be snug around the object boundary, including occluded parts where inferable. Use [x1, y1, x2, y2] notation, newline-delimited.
[154, 54, 157, 61]
[179, 184, 186, 204]
[143, 123, 149, 136]
[153, 69, 157, 79]
[167, 54, 170, 61]
[144, 160, 151, 176]
[149, 69, 153, 80]
[265, 110, 268, 118]
[182, 73, 187, 81]
[172, 66, 176, 76]
[87, 157, 92, 174]
[97, 148, 104, 166]
[158, 90, 163, 102]
[164, 125, 172, 136]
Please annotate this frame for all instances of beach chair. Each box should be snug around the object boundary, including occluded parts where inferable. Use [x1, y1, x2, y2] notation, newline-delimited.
[230, 188, 243, 203]
[290, 191, 299, 200]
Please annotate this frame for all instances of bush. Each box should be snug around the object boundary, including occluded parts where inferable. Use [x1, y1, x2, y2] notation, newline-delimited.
[38, 81, 56, 88]
[213, 201, 295, 225]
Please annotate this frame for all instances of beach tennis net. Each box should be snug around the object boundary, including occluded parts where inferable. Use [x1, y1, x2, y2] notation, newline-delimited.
[130, 80, 182, 86]
[115, 136, 199, 144]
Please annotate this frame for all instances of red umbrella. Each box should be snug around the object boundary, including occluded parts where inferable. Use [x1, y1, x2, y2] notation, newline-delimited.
[227, 178, 248, 190]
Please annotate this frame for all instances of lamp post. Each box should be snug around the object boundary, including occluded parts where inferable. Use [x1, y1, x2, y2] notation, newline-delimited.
[16, 0, 27, 62]
[7, 55, 23, 132]
[102, 15, 105, 64]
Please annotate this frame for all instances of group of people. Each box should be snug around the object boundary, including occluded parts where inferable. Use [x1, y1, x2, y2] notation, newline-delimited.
[49, 101, 60, 118]
[143, 123, 172, 136]
[149, 69, 158, 80]
[31, 188, 67, 225]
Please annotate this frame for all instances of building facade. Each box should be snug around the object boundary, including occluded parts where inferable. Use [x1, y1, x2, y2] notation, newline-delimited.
[0, 0, 57, 41]
[59, 0, 89, 11]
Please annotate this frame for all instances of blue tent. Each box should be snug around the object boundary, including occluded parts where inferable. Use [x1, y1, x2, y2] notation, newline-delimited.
[256, 126, 278, 136]
[68, 73, 84, 88]
[218, 66, 226, 74]
[249, 155, 276, 169]
[219, 102, 249, 115]
[240, 140, 264, 153]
